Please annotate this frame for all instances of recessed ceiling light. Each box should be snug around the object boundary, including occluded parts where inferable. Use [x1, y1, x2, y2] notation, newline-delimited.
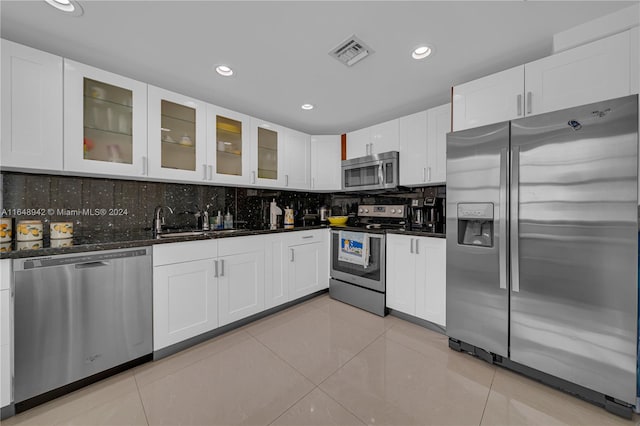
[215, 65, 233, 77]
[412, 45, 432, 60]
[45, 0, 83, 16]
[301, 104, 314, 110]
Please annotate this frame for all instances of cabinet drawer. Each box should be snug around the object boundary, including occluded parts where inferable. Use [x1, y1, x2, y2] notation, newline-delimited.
[153, 240, 218, 266]
[285, 229, 327, 244]
[218, 235, 265, 256]
[0, 259, 11, 291]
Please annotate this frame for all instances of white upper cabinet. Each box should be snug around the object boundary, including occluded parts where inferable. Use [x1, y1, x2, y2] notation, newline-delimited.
[525, 30, 631, 116]
[250, 118, 286, 187]
[64, 59, 148, 177]
[346, 127, 369, 159]
[369, 119, 399, 154]
[310, 135, 342, 191]
[399, 111, 428, 186]
[147, 86, 207, 182]
[346, 119, 399, 160]
[207, 105, 251, 185]
[453, 30, 635, 131]
[1, 40, 63, 172]
[283, 128, 311, 190]
[426, 104, 450, 184]
[398, 104, 450, 186]
[452, 65, 524, 131]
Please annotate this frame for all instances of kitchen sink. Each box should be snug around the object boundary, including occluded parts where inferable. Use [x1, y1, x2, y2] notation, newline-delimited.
[156, 229, 244, 238]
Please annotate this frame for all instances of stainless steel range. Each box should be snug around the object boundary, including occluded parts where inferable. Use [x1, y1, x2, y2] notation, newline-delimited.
[329, 204, 406, 316]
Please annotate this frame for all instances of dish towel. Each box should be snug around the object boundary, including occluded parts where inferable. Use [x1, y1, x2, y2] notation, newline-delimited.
[338, 231, 370, 268]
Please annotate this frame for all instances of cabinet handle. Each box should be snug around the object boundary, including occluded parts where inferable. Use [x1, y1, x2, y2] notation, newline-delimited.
[141, 156, 147, 175]
[208, 165, 213, 180]
[415, 239, 420, 255]
[427, 167, 431, 182]
[422, 168, 426, 183]
[252, 171, 256, 184]
[214, 260, 218, 278]
[312, 178, 315, 189]
[285, 174, 289, 187]
[410, 238, 414, 254]
[202, 164, 207, 180]
[302, 235, 313, 239]
[526, 91, 532, 114]
[290, 248, 295, 262]
[517, 94, 522, 116]
[220, 259, 225, 277]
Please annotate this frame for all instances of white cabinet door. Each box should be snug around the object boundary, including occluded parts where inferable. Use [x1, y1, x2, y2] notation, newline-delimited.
[452, 65, 524, 131]
[346, 127, 370, 159]
[1, 40, 63, 172]
[265, 236, 287, 309]
[207, 105, 251, 185]
[426, 104, 450, 184]
[64, 59, 148, 177]
[283, 129, 311, 189]
[218, 251, 265, 326]
[147, 86, 207, 182]
[525, 30, 631, 117]
[385, 234, 416, 314]
[287, 241, 327, 300]
[153, 258, 218, 350]
[415, 237, 446, 327]
[369, 119, 399, 154]
[310, 135, 342, 191]
[251, 118, 286, 187]
[398, 111, 428, 186]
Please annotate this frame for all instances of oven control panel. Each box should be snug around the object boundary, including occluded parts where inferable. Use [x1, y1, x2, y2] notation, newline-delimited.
[357, 204, 406, 218]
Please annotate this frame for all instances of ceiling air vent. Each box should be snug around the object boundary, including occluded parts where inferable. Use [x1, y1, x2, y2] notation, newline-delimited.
[329, 35, 374, 67]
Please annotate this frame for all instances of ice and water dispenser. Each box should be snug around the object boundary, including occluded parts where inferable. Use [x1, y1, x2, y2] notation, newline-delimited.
[457, 203, 494, 247]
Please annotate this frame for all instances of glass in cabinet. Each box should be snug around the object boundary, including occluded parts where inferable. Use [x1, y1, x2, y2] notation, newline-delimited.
[147, 86, 206, 181]
[64, 59, 147, 176]
[250, 119, 285, 186]
[206, 105, 250, 184]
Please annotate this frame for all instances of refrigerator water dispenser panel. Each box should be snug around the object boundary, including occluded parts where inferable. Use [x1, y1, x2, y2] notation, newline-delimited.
[457, 203, 494, 247]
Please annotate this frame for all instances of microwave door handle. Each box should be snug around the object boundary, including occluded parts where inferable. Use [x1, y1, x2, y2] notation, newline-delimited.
[378, 163, 384, 187]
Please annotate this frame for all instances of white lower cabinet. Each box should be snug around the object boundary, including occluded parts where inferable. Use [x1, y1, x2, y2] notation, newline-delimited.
[285, 230, 329, 301]
[153, 240, 218, 351]
[218, 237, 265, 327]
[386, 234, 446, 327]
[1, 259, 12, 408]
[265, 236, 287, 309]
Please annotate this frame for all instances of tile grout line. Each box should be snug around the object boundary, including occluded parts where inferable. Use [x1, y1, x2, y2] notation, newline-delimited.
[314, 385, 368, 426]
[132, 371, 151, 426]
[478, 367, 497, 426]
[266, 385, 319, 426]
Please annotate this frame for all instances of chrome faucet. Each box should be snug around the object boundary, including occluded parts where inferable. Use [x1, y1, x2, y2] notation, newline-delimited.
[153, 205, 174, 234]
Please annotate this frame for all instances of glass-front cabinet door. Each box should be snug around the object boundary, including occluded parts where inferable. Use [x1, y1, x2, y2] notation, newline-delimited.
[250, 118, 285, 187]
[147, 86, 206, 182]
[206, 105, 250, 184]
[63, 59, 147, 177]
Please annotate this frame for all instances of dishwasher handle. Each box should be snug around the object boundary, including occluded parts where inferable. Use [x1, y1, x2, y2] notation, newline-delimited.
[74, 261, 110, 269]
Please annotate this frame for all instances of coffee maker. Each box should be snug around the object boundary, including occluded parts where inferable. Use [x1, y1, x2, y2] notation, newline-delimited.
[410, 196, 445, 233]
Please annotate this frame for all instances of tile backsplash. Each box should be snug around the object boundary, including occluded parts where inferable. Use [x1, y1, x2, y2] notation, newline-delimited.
[1, 173, 330, 237]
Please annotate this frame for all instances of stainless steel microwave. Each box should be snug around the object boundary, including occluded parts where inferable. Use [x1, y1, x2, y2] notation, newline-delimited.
[341, 151, 399, 191]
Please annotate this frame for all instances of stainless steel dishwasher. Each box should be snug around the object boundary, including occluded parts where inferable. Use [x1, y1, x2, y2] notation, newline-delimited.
[13, 247, 152, 405]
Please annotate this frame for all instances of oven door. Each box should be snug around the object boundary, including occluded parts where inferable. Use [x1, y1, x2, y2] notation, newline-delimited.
[330, 230, 385, 292]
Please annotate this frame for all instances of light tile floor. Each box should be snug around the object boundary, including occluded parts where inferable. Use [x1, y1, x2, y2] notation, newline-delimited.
[4, 294, 639, 426]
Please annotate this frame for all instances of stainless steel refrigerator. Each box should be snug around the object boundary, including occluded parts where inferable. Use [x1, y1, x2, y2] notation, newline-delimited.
[446, 94, 638, 415]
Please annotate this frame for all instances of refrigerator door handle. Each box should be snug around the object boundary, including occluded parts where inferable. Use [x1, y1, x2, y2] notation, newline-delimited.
[499, 147, 508, 290]
[510, 145, 520, 292]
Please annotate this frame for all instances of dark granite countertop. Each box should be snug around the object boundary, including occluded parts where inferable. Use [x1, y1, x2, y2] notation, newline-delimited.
[0, 225, 329, 259]
[329, 225, 445, 238]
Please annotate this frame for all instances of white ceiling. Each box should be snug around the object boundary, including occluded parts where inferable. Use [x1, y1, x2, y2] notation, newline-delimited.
[1, 1, 636, 134]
